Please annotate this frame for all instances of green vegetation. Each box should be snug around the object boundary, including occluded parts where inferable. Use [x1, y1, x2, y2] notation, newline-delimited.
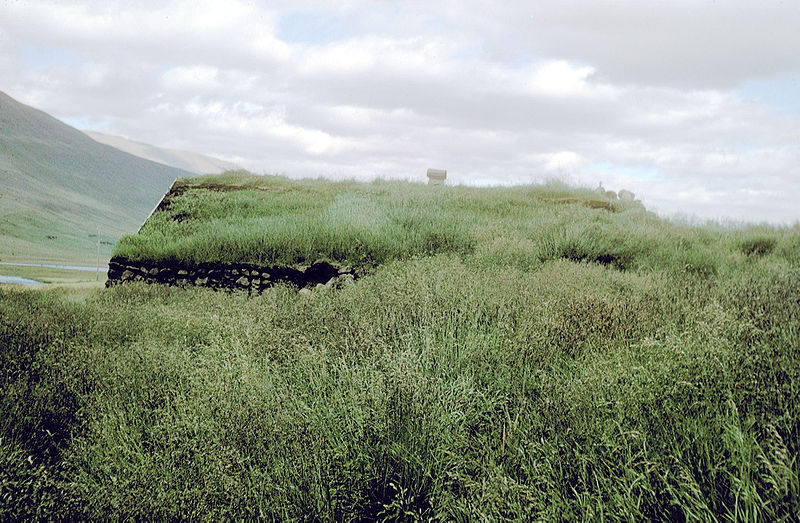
[115, 172, 800, 276]
[2, 175, 799, 519]
[0, 265, 105, 284]
[0, 90, 186, 266]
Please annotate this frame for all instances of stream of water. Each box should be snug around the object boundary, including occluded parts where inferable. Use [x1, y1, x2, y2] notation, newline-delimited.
[0, 261, 108, 272]
[0, 261, 108, 286]
[0, 275, 46, 286]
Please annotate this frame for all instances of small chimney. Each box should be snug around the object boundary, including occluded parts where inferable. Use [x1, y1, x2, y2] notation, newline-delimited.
[427, 168, 446, 185]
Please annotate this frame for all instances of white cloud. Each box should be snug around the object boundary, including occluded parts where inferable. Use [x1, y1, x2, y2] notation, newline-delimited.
[543, 151, 584, 172]
[161, 66, 220, 91]
[1, 0, 799, 222]
[442, 0, 800, 89]
[526, 61, 599, 97]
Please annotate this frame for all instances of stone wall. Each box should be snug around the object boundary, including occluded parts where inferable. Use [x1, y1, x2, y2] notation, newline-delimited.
[106, 256, 356, 293]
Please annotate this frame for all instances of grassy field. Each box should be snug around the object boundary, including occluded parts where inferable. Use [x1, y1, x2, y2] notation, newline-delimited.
[0, 219, 117, 268]
[2, 175, 799, 520]
[0, 265, 106, 284]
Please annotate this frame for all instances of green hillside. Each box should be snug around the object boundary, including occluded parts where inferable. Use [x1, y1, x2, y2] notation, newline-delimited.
[0, 90, 189, 265]
[3, 174, 798, 519]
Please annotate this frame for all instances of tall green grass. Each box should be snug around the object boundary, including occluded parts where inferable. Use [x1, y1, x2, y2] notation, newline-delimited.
[113, 174, 638, 268]
[2, 254, 799, 519]
[115, 173, 800, 280]
[3, 174, 799, 519]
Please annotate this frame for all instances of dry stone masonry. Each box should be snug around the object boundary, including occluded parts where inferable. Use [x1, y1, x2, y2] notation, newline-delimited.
[106, 257, 356, 293]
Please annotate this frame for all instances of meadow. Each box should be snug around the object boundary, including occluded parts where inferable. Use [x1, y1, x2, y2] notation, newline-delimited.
[2, 174, 798, 520]
[0, 265, 106, 285]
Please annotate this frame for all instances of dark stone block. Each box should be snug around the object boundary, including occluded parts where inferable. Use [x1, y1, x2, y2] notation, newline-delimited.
[305, 261, 340, 285]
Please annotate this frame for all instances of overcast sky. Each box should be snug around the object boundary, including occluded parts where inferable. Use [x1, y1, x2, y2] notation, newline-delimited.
[2, 0, 799, 223]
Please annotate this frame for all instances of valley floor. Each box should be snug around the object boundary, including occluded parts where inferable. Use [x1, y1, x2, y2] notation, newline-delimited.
[0, 263, 107, 286]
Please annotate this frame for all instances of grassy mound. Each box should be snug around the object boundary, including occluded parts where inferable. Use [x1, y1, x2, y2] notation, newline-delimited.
[114, 172, 800, 277]
[113, 172, 645, 268]
[3, 173, 799, 519]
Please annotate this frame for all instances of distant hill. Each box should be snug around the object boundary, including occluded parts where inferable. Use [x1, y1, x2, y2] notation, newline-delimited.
[84, 131, 239, 175]
[0, 90, 190, 264]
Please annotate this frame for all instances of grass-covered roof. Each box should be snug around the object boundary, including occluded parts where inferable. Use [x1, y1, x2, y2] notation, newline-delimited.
[114, 171, 799, 274]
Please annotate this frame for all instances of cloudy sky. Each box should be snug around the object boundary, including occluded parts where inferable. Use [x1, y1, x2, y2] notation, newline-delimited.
[2, 0, 799, 223]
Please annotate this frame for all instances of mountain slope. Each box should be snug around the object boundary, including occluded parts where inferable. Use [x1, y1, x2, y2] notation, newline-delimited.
[84, 130, 239, 174]
[0, 90, 190, 264]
